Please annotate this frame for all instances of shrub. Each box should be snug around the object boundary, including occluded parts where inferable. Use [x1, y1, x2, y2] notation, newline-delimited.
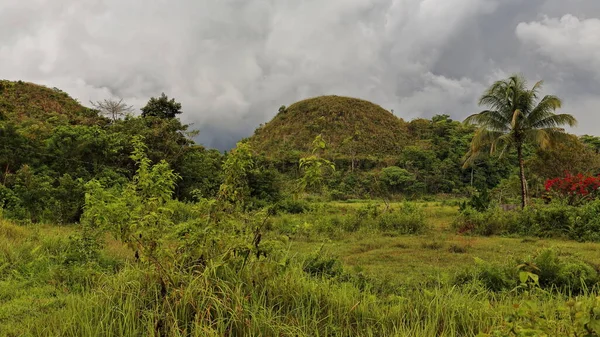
[380, 166, 416, 194]
[448, 244, 468, 254]
[459, 188, 491, 212]
[421, 241, 444, 250]
[452, 208, 516, 236]
[274, 198, 311, 214]
[545, 172, 600, 205]
[531, 249, 598, 293]
[302, 248, 344, 278]
[455, 249, 599, 293]
[453, 202, 600, 241]
[376, 203, 427, 234]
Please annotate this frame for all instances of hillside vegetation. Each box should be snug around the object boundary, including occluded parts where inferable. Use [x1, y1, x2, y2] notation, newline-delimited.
[2, 76, 600, 336]
[250, 95, 409, 163]
[0, 80, 104, 129]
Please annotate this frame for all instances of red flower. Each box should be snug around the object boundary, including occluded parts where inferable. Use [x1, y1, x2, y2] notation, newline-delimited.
[545, 171, 600, 205]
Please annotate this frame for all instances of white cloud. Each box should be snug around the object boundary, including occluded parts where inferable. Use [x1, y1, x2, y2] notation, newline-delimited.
[516, 15, 600, 75]
[0, 1, 599, 148]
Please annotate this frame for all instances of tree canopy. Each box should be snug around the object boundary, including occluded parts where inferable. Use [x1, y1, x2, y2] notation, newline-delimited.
[465, 74, 577, 208]
[141, 93, 183, 119]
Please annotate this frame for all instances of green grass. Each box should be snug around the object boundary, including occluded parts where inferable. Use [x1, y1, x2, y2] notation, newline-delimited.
[3, 201, 600, 336]
[281, 201, 600, 286]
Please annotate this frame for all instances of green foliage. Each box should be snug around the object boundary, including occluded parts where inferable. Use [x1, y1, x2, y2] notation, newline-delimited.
[454, 201, 600, 241]
[376, 203, 428, 234]
[273, 198, 311, 214]
[83, 136, 180, 273]
[465, 74, 577, 208]
[582, 135, 600, 154]
[456, 249, 599, 293]
[483, 296, 600, 337]
[298, 135, 336, 194]
[459, 188, 492, 212]
[218, 142, 255, 208]
[140, 92, 182, 119]
[380, 166, 416, 194]
[302, 247, 344, 278]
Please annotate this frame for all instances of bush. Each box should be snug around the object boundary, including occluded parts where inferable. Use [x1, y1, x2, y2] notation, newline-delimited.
[452, 207, 517, 236]
[453, 201, 600, 241]
[376, 203, 427, 234]
[455, 249, 599, 293]
[302, 248, 344, 278]
[380, 166, 416, 194]
[274, 198, 311, 214]
[570, 200, 600, 242]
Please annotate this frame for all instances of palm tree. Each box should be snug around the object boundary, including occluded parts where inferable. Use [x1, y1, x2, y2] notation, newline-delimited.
[464, 74, 577, 209]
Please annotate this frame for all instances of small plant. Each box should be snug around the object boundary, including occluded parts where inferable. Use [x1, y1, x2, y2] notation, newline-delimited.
[459, 188, 491, 212]
[302, 246, 344, 278]
[298, 135, 335, 194]
[448, 244, 468, 254]
[422, 241, 444, 250]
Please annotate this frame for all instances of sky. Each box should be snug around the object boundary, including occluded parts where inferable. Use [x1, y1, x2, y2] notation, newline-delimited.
[1, 0, 599, 150]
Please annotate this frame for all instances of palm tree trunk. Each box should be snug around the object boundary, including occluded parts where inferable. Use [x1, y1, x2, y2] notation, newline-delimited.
[517, 144, 528, 209]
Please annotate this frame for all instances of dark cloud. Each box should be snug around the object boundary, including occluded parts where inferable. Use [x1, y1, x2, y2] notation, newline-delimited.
[1, 0, 598, 150]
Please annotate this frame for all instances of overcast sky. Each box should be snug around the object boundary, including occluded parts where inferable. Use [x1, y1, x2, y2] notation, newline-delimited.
[1, 0, 599, 150]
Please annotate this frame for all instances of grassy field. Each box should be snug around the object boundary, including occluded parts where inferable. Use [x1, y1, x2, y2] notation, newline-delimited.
[2, 201, 600, 336]
[287, 201, 600, 286]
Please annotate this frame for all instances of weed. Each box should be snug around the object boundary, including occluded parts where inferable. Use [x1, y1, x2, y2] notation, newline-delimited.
[448, 244, 468, 254]
[422, 241, 444, 250]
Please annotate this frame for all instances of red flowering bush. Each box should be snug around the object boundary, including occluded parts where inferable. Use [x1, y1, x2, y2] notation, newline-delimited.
[545, 172, 600, 205]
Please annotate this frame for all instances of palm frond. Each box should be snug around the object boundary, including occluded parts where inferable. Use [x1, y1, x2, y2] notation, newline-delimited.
[523, 127, 572, 149]
[469, 128, 504, 154]
[531, 113, 577, 129]
[527, 95, 563, 126]
[464, 110, 510, 132]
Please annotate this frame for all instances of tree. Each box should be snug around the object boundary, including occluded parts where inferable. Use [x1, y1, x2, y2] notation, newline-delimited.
[530, 135, 600, 180]
[141, 93, 182, 119]
[298, 135, 335, 194]
[90, 98, 133, 121]
[464, 74, 577, 209]
[218, 142, 254, 208]
[581, 135, 600, 154]
[341, 129, 361, 172]
[380, 166, 416, 194]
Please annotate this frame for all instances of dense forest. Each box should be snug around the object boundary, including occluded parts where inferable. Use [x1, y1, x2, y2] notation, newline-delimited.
[2, 77, 600, 336]
[2, 79, 599, 224]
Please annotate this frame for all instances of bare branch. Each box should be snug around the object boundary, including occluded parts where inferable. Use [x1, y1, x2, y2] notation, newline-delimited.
[90, 98, 134, 121]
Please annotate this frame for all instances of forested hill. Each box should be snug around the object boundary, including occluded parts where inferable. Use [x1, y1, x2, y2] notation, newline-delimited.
[0, 80, 104, 127]
[1, 80, 599, 224]
[250, 95, 409, 162]
[0, 80, 222, 223]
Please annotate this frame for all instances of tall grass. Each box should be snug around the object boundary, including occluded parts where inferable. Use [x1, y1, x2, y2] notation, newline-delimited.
[22, 254, 597, 337]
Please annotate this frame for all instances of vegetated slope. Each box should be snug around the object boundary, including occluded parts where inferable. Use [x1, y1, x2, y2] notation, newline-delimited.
[250, 95, 408, 162]
[0, 80, 104, 131]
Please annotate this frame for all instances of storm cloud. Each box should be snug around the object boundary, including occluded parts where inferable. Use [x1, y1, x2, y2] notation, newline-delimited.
[1, 0, 599, 149]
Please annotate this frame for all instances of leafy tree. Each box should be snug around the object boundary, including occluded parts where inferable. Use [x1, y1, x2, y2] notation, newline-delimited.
[218, 142, 255, 208]
[298, 135, 335, 194]
[141, 93, 182, 119]
[465, 74, 577, 208]
[340, 129, 361, 172]
[581, 135, 600, 154]
[90, 98, 133, 121]
[176, 147, 223, 200]
[380, 166, 416, 194]
[530, 135, 600, 180]
[83, 136, 180, 274]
